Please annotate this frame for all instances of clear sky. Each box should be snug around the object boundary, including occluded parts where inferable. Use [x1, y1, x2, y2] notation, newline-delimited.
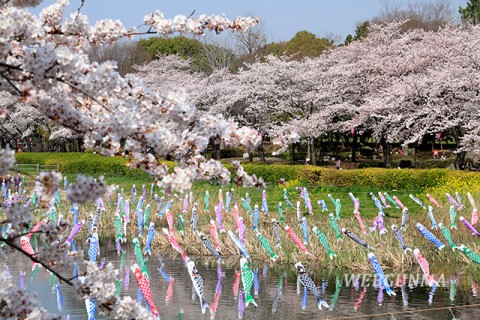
[34, 0, 468, 42]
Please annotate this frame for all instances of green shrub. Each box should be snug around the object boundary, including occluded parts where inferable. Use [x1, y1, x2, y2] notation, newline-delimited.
[423, 159, 451, 169]
[358, 160, 384, 168]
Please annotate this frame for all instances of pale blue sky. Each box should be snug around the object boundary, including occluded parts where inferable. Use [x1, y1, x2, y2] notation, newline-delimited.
[34, 0, 468, 42]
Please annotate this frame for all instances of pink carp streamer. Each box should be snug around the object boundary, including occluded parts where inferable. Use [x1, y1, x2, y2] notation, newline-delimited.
[162, 228, 189, 263]
[393, 196, 405, 209]
[285, 225, 310, 255]
[413, 248, 438, 287]
[354, 211, 367, 234]
[210, 220, 222, 252]
[426, 194, 441, 208]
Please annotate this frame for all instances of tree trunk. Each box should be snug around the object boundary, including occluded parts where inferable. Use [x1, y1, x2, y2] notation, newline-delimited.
[214, 143, 220, 161]
[414, 143, 419, 168]
[311, 141, 317, 165]
[248, 152, 253, 162]
[452, 126, 464, 170]
[334, 133, 340, 158]
[290, 144, 296, 164]
[381, 138, 391, 168]
[351, 132, 358, 162]
[258, 141, 266, 163]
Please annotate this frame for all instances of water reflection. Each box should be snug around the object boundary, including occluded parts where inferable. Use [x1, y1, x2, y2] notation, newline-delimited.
[3, 244, 480, 319]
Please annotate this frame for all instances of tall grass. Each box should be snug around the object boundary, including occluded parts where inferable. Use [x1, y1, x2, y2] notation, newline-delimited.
[39, 180, 480, 274]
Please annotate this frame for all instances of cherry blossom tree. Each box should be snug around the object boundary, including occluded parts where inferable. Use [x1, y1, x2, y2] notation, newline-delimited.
[0, 1, 301, 318]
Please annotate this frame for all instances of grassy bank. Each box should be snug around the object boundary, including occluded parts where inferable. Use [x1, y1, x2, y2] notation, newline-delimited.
[33, 182, 480, 273]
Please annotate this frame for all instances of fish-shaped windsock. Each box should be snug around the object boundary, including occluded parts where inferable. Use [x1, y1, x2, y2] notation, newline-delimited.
[132, 238, 148, 277]
[327, 194, 336, 208]
[218, 189, 223, 203]
[143, 204, 151, 229]
[401, 207, 409, 231]
[135, 196, 144, 216]
[413, 249, 438, 287]
[283, 189, 294, 209]
[306, 198, 313, 215]
[85, 298, 96, 320]
[210, 220, 221, 252]
[182, 194, 188, 213]
[233, 204, 240, 231]
[295, 262, 329, 309]
[438, 223, 458, 251]
[460, 216, 480, 236]
[447, 193, 461, 210]
[472, 208, 479, 228]
[136, 208, 143, 237]
[312, 226, 337, 259]
[240, 258, 257, 307]
[203, 191, 210, 212]
[354, 198, 360, 213]
[378, 192, 390, 208]
[198, 232, 223, 264]
[409, 194, 426, 209]
[166, 209, 174, 235]
[64, 220, 83, 246]
[256, 232, 278, 261]
[317, 200, 328, 212]
[390, 196, 404, 211]
[468, 192, 477, 209]
[372, 193, 384, 216]
[272, 219, 282, 248]
[296, 201, 302, 226]
[334, 199, 341, 220]
[216, 203, 225, 233]
[455, 192, 464, 209]
[367, 253, 396, 296]
[416, 223, 445, 250]
[342, 228, 372, 249]
[384, 192, 400, 209]
[159, 199, 172, 218]
[354, 211, 367, 234]
[349, 192, 356, 204]
[427, 206, 437, 230]
[88, 233, 99, 263]
[190, 203, 199, 234]
[301, 217, 309, 246]
[261, 190, 269, 215]
[329, 213, 342, 241]
[228, 230, 250, 260]
[238, 217, 246, 244]
[144, 222, 155, 255]
[246, 193, 251, 205]
[450, 205, 457, 229]
[162, 228, 189, 263]
[253, 204, 259, 231]
[131, 263, 160, 318]
[426, 194, 442, 208]
[20, 236, 41, 271]
[178, 213, 185, 236]
[225, 191, 231, 213]
[278, 202, 284, 223]
[114, 214, 122, 243]
[285, 225, 310, 255]
[377, 212, 387, 235]
[124, 200, 130, 222]
[458, 244, 480, 264]
[241, 198, 253, 216]
[391, 224, 412, 254]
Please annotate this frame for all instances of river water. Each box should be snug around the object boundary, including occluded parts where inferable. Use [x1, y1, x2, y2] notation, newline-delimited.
[4, 240, 478, 319]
